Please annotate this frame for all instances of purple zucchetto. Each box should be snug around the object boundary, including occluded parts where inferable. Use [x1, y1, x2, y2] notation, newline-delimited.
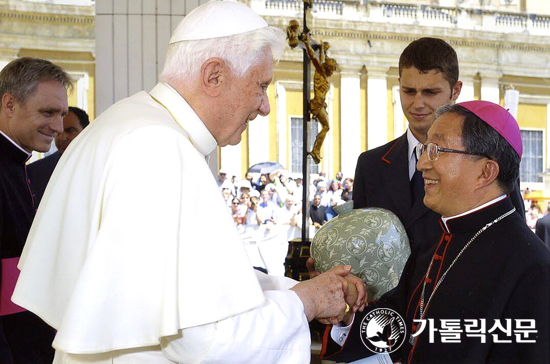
[457, 100, 523, 159]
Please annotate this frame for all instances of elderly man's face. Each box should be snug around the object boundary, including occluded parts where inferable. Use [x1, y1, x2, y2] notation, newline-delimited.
[55, 110, 84, 155]
[399, 67, 461, 143]
[215, 49, 273, 147]
[4, 80, 68, 153]
[417, 112, 484, 217]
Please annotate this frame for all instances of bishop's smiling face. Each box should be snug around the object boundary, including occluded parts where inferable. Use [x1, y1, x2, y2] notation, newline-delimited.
[417, 112, 484, 217]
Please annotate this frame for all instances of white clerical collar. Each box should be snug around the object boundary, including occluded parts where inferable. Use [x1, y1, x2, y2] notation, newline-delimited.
[148, 82, 217, 157]
[441, 194, 508, 231]
[406, 128, 420, 180]
[0, 130, 31, 156]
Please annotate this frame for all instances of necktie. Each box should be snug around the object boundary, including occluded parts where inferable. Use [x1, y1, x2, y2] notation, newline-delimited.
[410, 148, 424, 206]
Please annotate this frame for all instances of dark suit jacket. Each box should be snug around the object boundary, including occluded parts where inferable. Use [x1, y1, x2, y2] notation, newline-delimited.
[28, 151, 61, 208]
[536, 214, 550, 250]
[353, 133, 525, 249]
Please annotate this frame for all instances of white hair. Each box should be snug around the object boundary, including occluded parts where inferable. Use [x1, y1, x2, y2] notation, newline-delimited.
[159, 26, 285, 85]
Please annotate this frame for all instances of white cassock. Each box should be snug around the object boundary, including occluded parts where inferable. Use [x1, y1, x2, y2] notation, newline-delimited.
[12, 83, 311, 363]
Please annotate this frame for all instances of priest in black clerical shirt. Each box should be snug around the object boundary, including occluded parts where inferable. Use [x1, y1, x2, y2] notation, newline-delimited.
[0, 57, 72, 364]
[310, 194, 328, 228]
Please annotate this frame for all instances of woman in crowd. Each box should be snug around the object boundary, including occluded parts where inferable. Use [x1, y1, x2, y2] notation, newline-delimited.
[231, 197, 247, 226]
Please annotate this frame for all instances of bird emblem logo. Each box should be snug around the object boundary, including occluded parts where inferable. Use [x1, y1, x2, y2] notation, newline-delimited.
[360, 308, 406, 354]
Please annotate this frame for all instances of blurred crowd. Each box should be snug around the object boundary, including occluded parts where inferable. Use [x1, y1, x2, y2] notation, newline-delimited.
[222, 170, 550, 244]
[217, 168, 353, 230]
[222, 170, 549, 237]
[522, 187, 550, 233]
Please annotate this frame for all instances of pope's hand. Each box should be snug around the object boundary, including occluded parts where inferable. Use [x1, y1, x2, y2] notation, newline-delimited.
[291, 265, 351, 323]
[307, 258, 367, 312]
[305, 259, 367, 325]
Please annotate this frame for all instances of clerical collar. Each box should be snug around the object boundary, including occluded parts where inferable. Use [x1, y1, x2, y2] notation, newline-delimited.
[148, 82, 218, 157]
[441, 194, 507, 232]
[0, 130, 31, 157]
[406, 128, 420, 180]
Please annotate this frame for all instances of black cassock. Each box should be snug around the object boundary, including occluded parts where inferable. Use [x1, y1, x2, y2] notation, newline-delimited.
[27, 151, 61, 208]
[0, 134, 55, 364]
[322, 197, 550, 364]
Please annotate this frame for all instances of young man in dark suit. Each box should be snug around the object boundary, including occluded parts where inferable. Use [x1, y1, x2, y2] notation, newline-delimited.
[352, 37, 524, 249]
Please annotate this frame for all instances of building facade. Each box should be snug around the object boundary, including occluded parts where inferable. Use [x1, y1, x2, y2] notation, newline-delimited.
[6, 0, 550, 192]
[0, 0, 95, 118]
[252, 0, 550, 190]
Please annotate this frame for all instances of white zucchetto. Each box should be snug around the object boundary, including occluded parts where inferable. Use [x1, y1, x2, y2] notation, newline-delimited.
[169, 1, 268, 44]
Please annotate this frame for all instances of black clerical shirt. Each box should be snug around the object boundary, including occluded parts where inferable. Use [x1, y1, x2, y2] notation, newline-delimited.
[0, 133, 34, 260]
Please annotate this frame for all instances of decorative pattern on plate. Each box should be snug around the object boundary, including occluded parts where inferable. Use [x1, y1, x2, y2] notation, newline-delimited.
[311, 203, 411, 300]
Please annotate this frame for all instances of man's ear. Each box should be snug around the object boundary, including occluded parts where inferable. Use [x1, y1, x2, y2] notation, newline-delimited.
[476, 159, 499, 190]
[451, 81, 463, 101]
[200, 58, 226, 97]
[1, 94, 16, 117]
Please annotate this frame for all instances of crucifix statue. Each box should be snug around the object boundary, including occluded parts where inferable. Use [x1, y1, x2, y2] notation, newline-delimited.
[284, 0, 339, 282]
[300, 35, 338, 164]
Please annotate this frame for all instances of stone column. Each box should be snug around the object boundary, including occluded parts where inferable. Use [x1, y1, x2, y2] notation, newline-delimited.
[456, 72, 475, 103]
[220, 144, 242, 182]
[276, 82, 288, 169]
[367, 66, 389, 150]
[547, 103, 550, 174]
[479, 71, 501, 104]
[95, 0, 202, 111]
[248, 113, 271, 168]
[392, 85, 405, 138]
[340, 69, 362, 177]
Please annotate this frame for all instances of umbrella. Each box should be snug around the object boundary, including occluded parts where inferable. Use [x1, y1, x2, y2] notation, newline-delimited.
[248, 162, 284, 174]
